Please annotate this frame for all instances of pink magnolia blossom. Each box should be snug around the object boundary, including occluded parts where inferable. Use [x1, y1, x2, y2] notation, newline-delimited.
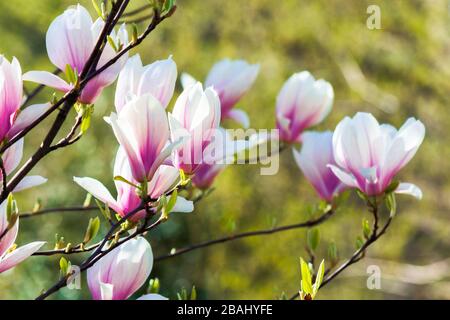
[115, 54, 177, 112]
[0, 201, 45, 274]
[328, 112, 425, 199]
[1, 139, 47, 193]
[276, 71, 334, 143]
[169, 82, 221, 175]
[0, 56, 49, 142]
[106, 94, 181, 183]
[181, 59, 259, 128]
[23, 4, 128, 104]
[74, 148, 193, 221]
[293, 131, 344, 202]
[87, 237, 152, 300]
[137, 294, 168, 300]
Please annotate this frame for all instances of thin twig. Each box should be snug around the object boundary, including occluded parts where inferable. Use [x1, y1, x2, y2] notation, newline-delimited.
[155, 209, 334, 261]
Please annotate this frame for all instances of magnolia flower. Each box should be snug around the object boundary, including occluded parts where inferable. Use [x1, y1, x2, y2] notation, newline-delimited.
[169, 82, 221, 175]
[276, 71, 334, 143]
[74, 148, 193, 221]
[0, 201, 45, 274]
[329, 112, 425, 199]
[191, 128, 246, 189]
[106, 94, 180, 183]
[115, 54, 177, 112]
[181, 59, 259, 128]
[87, 237, 152, 300]
[0, 56, 49, 142]
[293, 131, 344, 202]
[1, 139, 47, 193]
[23, 4, 128, 104]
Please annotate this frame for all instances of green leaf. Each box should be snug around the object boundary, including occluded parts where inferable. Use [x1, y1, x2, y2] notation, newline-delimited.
[327, 241, 338, 264]
[362, 219, 371, 239]
[91, 0, 103, 18]
[190, 285, 197, 300]
[164, 0, 175, 13]
[166, 189, 178, 213]
[384, 180, 400, 194]
[386, 193, 397, 217]
[107, 35, 118, 52]
[114, 176, 140, 189]
[80, 105, 94, 134]
[356, 189, 367, 201]
[94, 199, 112, 222]
[83, 193, 92, 207]
[83, 217, 100, 244]
[300, 258, 313, 295]
[355, 236, 364, 250]
[132, 23, 139, 43]
[313, 259, 325, 297]
[148, 278, 160, 293]
[307, 228, 320, 251]
[65, 64, 78, 85]
[59, 257, 69, 276]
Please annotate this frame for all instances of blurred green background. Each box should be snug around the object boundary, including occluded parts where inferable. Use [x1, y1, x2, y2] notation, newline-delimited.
[0, 0, 449, 299]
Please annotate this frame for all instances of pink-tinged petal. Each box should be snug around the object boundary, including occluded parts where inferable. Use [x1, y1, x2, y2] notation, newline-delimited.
[8, 103, 51, 139]
[46, 4, 94, 72]
[327, 164, 358, 189]
[180, 72, 197, 89]
[13, 176, 47, 192]
[137, 294, 168, 300]
[2, 139, 24, 175]
[88, 237, 153, 300]
[147, 165, 179, 199]
[395, 182, 423, 200]
[171, 197, 194, 213]
[225, 108, 250, 128]
[73, 177, 120, 213]
[115, 55, 144, 112]
[0, 201, 18, 257]
[137, 56, 177, 109]
[22, 71, 72, 92]
[100, 282, 114, 300]
[0, 241, 46, 273]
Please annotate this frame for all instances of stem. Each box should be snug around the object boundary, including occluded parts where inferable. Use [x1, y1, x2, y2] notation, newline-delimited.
[156, 209, 334, 261]
[20, 206, 98, 219]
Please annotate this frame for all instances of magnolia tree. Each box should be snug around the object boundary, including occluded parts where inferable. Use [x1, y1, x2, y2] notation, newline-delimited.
[0, 1, 425, 300]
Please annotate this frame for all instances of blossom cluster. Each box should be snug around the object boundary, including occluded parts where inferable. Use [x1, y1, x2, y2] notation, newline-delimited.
[0, 3, 425, 300]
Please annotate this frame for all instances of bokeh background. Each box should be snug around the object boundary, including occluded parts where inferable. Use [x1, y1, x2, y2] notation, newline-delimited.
[0, 0, 449, 299]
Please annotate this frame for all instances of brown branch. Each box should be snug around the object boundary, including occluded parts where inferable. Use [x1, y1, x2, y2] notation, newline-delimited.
[0, 158, 7, 193]
[155, 209, 334, 262]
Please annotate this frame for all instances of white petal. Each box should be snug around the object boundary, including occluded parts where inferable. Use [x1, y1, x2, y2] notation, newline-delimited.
[0, 241, 46, 273]
[226, 108, 250, 128]
[137, 294, 168, 300]
[73, 177, 119, 211]
[327, 165, 358, 188]
[100, 282, 114, 300]
[8, 103, 51, 139]
[13, 176, 47, 192]
[180, 72, 197, 89]
[22, 71, 72, 92]
[171, 196, 194, 213]
[395, 182, 423, 200]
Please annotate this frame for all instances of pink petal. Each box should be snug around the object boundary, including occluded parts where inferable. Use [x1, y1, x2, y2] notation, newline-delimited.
[0, 241, 46, 273]
[13, 176, 47, 192]
[22, 71, 72, 92]
[226, 108, 250, 128]
[137, 294, 168, 300]
[8, 103, 51, 139]
[73, 177, 120, 213]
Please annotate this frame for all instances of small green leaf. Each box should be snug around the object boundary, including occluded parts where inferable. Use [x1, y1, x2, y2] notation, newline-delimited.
[91, 0, 103, 19]
[94, 199, 112, 222]
[300, 258, 313, 295]
[356, 189, 367, 201]
[362, 219, 371, 239]
[83, 193, 92, 207]
[384, 180, 400, 194]
[386, 193, 397, 217]
[83, 217, 100, 244]
[148, 278, 160, 293]
[59, 257, 69, 276]
[313, 260, 325, 297]
[132, 23, 138, 43]
[166, 189, 178, 213]
[327, 241, 338, 265]
[65, 64, 78, 85]
[114, 176, 140, 189]
[164, 0, 175, 13]
[107, 35, 118, 52]
[355, 236, 364, 250]
[190, 285, 197, 300]
[307, 228, 320, 252]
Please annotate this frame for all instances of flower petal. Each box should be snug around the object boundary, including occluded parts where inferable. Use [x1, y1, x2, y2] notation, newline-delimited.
[13, 176, 47, 192]
[22, 71, 72, 92]
[395, 182, 423, 200]
[73, 177, 120, 212]
[137, 294, 168, 300]
[0, 241, 46, 273]
[8, 103, 51, 139]
[226, 108, 250, 128]
[171, 196, 194, 213]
